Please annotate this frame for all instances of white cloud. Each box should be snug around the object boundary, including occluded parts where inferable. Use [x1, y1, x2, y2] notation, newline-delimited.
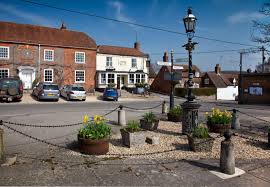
[0, 2, 54, 27]
[227, 11, 265, 24]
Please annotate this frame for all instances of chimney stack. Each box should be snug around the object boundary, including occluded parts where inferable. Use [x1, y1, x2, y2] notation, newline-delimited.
[134, 42, 140, 51]
[60, 22, 66, 30]
[215, 64, 221, 74]
[163, 52, 169, 62]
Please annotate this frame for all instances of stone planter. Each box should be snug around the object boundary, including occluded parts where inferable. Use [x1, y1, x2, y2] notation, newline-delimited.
[120, 129, 145, 148]
[207, 122, 231, 134]
[187, 134, 214, 152]
[167, 113, 182, 122]
[136, 87, 145, 94]
[140, 119, 159, 131]
[78, 136, 109, 155]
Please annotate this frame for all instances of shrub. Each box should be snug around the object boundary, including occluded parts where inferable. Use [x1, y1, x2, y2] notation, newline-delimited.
[107, 83, 116, 88]
[78, 115, 111, 140]
[143, 112, 156, 123]
[175, 88, 216, 97]
[206, 108, 232, 125]
[168, 106, 182, 117]
[125, 120, 141, 133]
[192, 125, 210, 139]
[135, 82, 145, 88]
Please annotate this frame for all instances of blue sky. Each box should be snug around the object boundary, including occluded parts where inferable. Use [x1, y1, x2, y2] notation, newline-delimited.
[0, 0, 267, 72]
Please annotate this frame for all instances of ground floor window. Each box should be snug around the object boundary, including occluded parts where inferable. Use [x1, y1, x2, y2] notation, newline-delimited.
[100, 73, 106, 84]
[129, 74, 134, 84]
[141, 74, 145, 83]
[44, 69, 53, 82]
[136, 74, 140, 83]
[108, 73, 115, 83]
[0, 68, 9, 79]
[75, 70, 85, 83]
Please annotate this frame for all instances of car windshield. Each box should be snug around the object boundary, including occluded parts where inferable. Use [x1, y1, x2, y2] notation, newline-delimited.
[43, 85, 59, 90]
[0, 80, 19, 89]
[106, 88, 116, 92]
[71, 87, 85, 91]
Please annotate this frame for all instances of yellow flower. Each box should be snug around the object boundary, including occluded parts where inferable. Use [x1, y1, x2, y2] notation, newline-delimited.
[205, 112, 209, 116]
[94, 115, 104, 124]
[83, 115, 88, 125]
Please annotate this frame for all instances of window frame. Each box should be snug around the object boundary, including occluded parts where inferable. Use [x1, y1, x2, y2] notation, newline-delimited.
[141, 74, 145, 83]
[44, 69, 54, 83]
[100, 73, 106, 84]
[135, 74, 140, 83]
[0, 46, 9, 59]
[131, 58, 137, 68]
[75, 52, 85, 64]
[204, 78, 209, 85]
[75, 70, 85, 83]
[106, 57, 113, 67]
[107, 73, 115, 84]
[0, 68, 9, 79]
[129, 74, 135, 84]
[44, 49, 54, 61]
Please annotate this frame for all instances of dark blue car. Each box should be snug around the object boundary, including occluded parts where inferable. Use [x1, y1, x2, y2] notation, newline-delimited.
[103, 88, 118, 101]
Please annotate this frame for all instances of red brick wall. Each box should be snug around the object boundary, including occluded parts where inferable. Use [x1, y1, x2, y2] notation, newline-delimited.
[150, 66, 173, 94]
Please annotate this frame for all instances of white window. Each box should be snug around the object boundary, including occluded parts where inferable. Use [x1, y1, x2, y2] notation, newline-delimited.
[75, 52, 85, 63]
[108, 74, 115, 84]
[0, 46, 9, 59]
[106, 57, 112, 67]
[129, 74, 134, 84]
[100, 73, 106, 84]
[44, 49, 54, 61]
[0, 68, 9, 79]
[204, 78, 209, 85]
[141, 74, 145, 83]
[136, 74, 140, 83]
[44, 69, 53, 82]
[132, 58, 137, 68]
[75, 70, 85, 83]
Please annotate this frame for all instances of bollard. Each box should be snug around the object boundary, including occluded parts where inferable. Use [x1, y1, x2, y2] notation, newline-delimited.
[231, 109, 240, 129]
[220, 130, 235, 175]
[162, 101, 169, 114]
[118, 105, 126, 126]
[0, 122, 4, 163]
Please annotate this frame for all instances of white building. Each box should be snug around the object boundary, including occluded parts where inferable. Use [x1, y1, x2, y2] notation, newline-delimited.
[96, 42, 149, 89]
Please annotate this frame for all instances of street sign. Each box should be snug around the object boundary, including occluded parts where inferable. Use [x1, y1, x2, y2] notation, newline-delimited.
[157, 61, 171, 66]
[164, 72, 182, 81]
[173, 66, 183, 70]
[175, 58, 189, 62]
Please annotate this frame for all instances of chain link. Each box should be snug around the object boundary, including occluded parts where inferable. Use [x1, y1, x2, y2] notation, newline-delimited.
[121, 102, 163, 111]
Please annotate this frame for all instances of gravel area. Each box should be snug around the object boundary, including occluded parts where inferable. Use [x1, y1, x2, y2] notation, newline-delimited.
[96, 121, 270, 160]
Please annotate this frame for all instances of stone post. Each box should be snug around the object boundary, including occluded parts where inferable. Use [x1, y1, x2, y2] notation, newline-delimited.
[0, 121, 4, 163]
[162, 101, 169, 114]
[118, 105, 126, 126]
[220, 131, 235, 175]
[181, 101, 201, 134]
[231, 109, 240, 129]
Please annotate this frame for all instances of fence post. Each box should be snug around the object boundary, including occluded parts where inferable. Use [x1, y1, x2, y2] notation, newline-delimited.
[231, 109, 240, 129]
[118, 105, 126, 126]
[162, 101, 169, 114]
[0, 121, 4, 163]
[220, 130, 235, 175]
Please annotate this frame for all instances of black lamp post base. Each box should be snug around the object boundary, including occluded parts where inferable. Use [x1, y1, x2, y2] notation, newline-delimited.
[181, 100, 201, 134]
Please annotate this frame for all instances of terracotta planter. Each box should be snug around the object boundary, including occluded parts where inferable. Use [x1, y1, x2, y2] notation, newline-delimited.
[207, 122, 231, 134]
[167, 113, 182, 122]
[78, 136, 109, 155]
[140, 119, 159, 131]
[120, 129, 145, 148]
[187, 134, 214, 152]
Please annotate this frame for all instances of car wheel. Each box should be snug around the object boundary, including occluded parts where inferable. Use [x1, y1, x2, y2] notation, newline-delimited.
[67, 95, 70, 101]
[55, 99, 59, 102]
[82, 99, 86, 101]
[116, 98, 118, 101]
[37, 96, 40, 101]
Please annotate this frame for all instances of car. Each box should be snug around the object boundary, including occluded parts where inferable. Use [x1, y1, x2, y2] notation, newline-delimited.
[60, 84, 86, 101]
[32, 82, 59, 101]
[0, 77, 23, 102]
[103, 88, 118, 101]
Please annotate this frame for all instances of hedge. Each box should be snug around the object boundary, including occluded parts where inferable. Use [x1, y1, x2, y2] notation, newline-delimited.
[175, 87, 216, 97]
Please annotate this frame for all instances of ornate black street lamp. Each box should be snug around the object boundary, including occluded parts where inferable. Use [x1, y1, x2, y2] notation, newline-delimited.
[181, 7, 201, 134]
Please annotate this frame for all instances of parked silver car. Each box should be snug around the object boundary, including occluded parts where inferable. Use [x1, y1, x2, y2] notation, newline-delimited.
[60, 84, 86, 101]
[32, 82, 60, 101]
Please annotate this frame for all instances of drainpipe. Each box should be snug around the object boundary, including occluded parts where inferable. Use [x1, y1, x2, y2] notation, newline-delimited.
[38, 44, 41, 80]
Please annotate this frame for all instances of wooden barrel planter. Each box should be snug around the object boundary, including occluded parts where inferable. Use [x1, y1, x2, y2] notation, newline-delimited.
[167, 113, 181, 122]
[207, 122, 231, 134]
[187, 134, 214, 152]
[78, 136, 109, 155]
[140, 119, 159, 131]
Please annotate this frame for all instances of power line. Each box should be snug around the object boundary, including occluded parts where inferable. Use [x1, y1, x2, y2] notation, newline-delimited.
[17, 0, 259, 48]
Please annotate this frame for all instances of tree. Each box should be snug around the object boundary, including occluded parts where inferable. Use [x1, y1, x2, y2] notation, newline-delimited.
[252, 2, 270, 45]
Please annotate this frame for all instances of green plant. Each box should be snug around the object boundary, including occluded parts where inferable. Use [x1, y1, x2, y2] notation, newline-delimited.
[107, 83, 116, 88]
[135, 82, 145, 88]
[206, 108, 232, 125]
[192, 125, 210, 139]
[168, 106, 182, 117]
[78, 115, 111, 140]
[143, 111, 156, 123]
[125, 120, 141, 133]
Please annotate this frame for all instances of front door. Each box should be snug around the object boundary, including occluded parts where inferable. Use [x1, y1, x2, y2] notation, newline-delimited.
[117, 75, 120, 89]
[21, 72, 33, 89]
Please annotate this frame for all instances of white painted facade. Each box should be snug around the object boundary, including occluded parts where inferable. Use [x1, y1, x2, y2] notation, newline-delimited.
[96, 53, 148, 89]
[217, 86, 238, 100]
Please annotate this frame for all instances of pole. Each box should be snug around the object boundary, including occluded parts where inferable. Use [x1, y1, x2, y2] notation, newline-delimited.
[187, 38, 194, 102]
[239, 52, 243, 104]
[170, 50, 174, 109]
[262, 46, 265, 73]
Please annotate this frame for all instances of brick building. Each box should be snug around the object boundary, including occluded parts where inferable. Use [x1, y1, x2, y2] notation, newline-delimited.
[239, 73, 270, 104]
[0, 21, 96, 90]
